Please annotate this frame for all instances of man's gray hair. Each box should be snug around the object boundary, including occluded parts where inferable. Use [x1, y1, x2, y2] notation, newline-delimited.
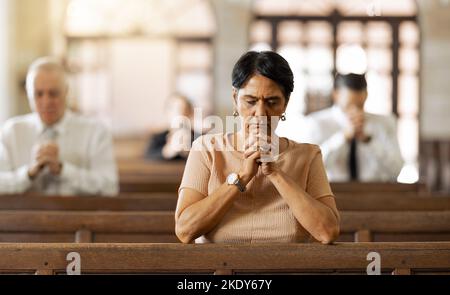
[25, 57, 68, 101]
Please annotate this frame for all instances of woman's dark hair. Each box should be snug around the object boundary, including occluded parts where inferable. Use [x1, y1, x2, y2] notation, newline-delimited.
[334, 73, 367, 91]
[231, 51, 294, 102]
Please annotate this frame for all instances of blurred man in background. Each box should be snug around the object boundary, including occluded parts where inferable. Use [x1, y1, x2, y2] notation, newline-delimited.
[277, 73, 403, 182]
[0, 57, 118, 195]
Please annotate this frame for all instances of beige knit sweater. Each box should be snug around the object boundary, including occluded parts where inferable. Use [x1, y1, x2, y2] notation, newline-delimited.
[179, 133, 336, 243]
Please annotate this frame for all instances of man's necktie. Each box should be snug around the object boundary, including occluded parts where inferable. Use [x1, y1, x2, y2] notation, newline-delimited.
[349, 138, 358, 181]
[41, 127, 58, 142]
[40, 127, 59, 193]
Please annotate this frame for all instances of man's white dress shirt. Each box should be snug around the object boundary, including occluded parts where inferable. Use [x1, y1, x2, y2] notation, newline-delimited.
[276, 106, 404, 182]
[0, 111, 119, 195]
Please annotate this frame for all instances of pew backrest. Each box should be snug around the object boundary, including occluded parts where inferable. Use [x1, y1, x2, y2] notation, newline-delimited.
[1, 242, 449, 275]
[1, 210, 450, 243]
[2, 193, 450, 212]
[0, 194, 178, 211]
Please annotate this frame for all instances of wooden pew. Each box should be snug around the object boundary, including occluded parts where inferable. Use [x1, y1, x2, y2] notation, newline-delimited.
[340, 211, 450, 242]
[118, 160, 185, 177]
[0, 194, 178, 211]
[116, 155, 427, 194]
[115, 148, 427, 193]
[1, 193, 450, 212]
[118, 160, 184, 193]
[1, 242, 450, 275]
[334, 193, 450, 211]
[113, 137, 150, 160]
[119, 175, 181, 193]
[0, 211, 177, 243]
[116, 155, 184, 192]
[119, 175, 428, 193]
[1, 210, 450, 243]
[331, 182, 428, 193]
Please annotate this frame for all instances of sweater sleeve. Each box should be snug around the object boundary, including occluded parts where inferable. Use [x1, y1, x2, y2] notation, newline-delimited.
[305, 147, 334, 200]
[178, 136, 211, 196]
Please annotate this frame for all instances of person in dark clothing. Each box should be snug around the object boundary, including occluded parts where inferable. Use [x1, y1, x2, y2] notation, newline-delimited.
[145, 94, 199, 161]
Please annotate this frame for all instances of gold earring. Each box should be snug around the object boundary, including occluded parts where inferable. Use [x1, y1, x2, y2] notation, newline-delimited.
[281, 113, 286, 121]
[233, 110, 239, 117]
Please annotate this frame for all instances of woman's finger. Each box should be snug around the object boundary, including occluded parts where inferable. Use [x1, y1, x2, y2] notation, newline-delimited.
[245, 137, 272, 154]
[245, 135, 258, 149]
[244, 147, 261, 159]
[244, 146, 257, 158]
[248, 150, 261, 161]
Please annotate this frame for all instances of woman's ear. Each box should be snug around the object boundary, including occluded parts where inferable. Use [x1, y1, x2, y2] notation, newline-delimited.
[362, 89, 368, 101]
[232, 87, 239, 108]
[232, 87, 238, 102]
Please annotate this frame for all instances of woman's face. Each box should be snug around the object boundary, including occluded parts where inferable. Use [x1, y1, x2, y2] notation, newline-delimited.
[233, 74, 287, 135]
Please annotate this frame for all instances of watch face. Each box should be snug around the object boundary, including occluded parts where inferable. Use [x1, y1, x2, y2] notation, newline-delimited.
[227, 173, 238, 184]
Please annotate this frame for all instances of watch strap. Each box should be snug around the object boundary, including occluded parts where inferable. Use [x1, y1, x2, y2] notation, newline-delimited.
[234, 178, 245, 192]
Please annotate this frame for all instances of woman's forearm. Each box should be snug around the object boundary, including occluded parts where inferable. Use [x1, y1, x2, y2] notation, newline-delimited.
[268, 170, 340, 244]
[176, 173, 252, 243]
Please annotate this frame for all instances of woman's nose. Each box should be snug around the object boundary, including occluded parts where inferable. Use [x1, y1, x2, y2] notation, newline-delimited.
[255, 101, 268, 117]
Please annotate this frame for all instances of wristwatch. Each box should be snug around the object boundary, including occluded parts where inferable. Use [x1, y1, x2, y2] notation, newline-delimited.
[226, 172, 246, 192]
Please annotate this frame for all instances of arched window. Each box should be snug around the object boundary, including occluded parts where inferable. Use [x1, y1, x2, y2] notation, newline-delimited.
[64, 0, 216, 135]
[250, 0, 419, 183]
